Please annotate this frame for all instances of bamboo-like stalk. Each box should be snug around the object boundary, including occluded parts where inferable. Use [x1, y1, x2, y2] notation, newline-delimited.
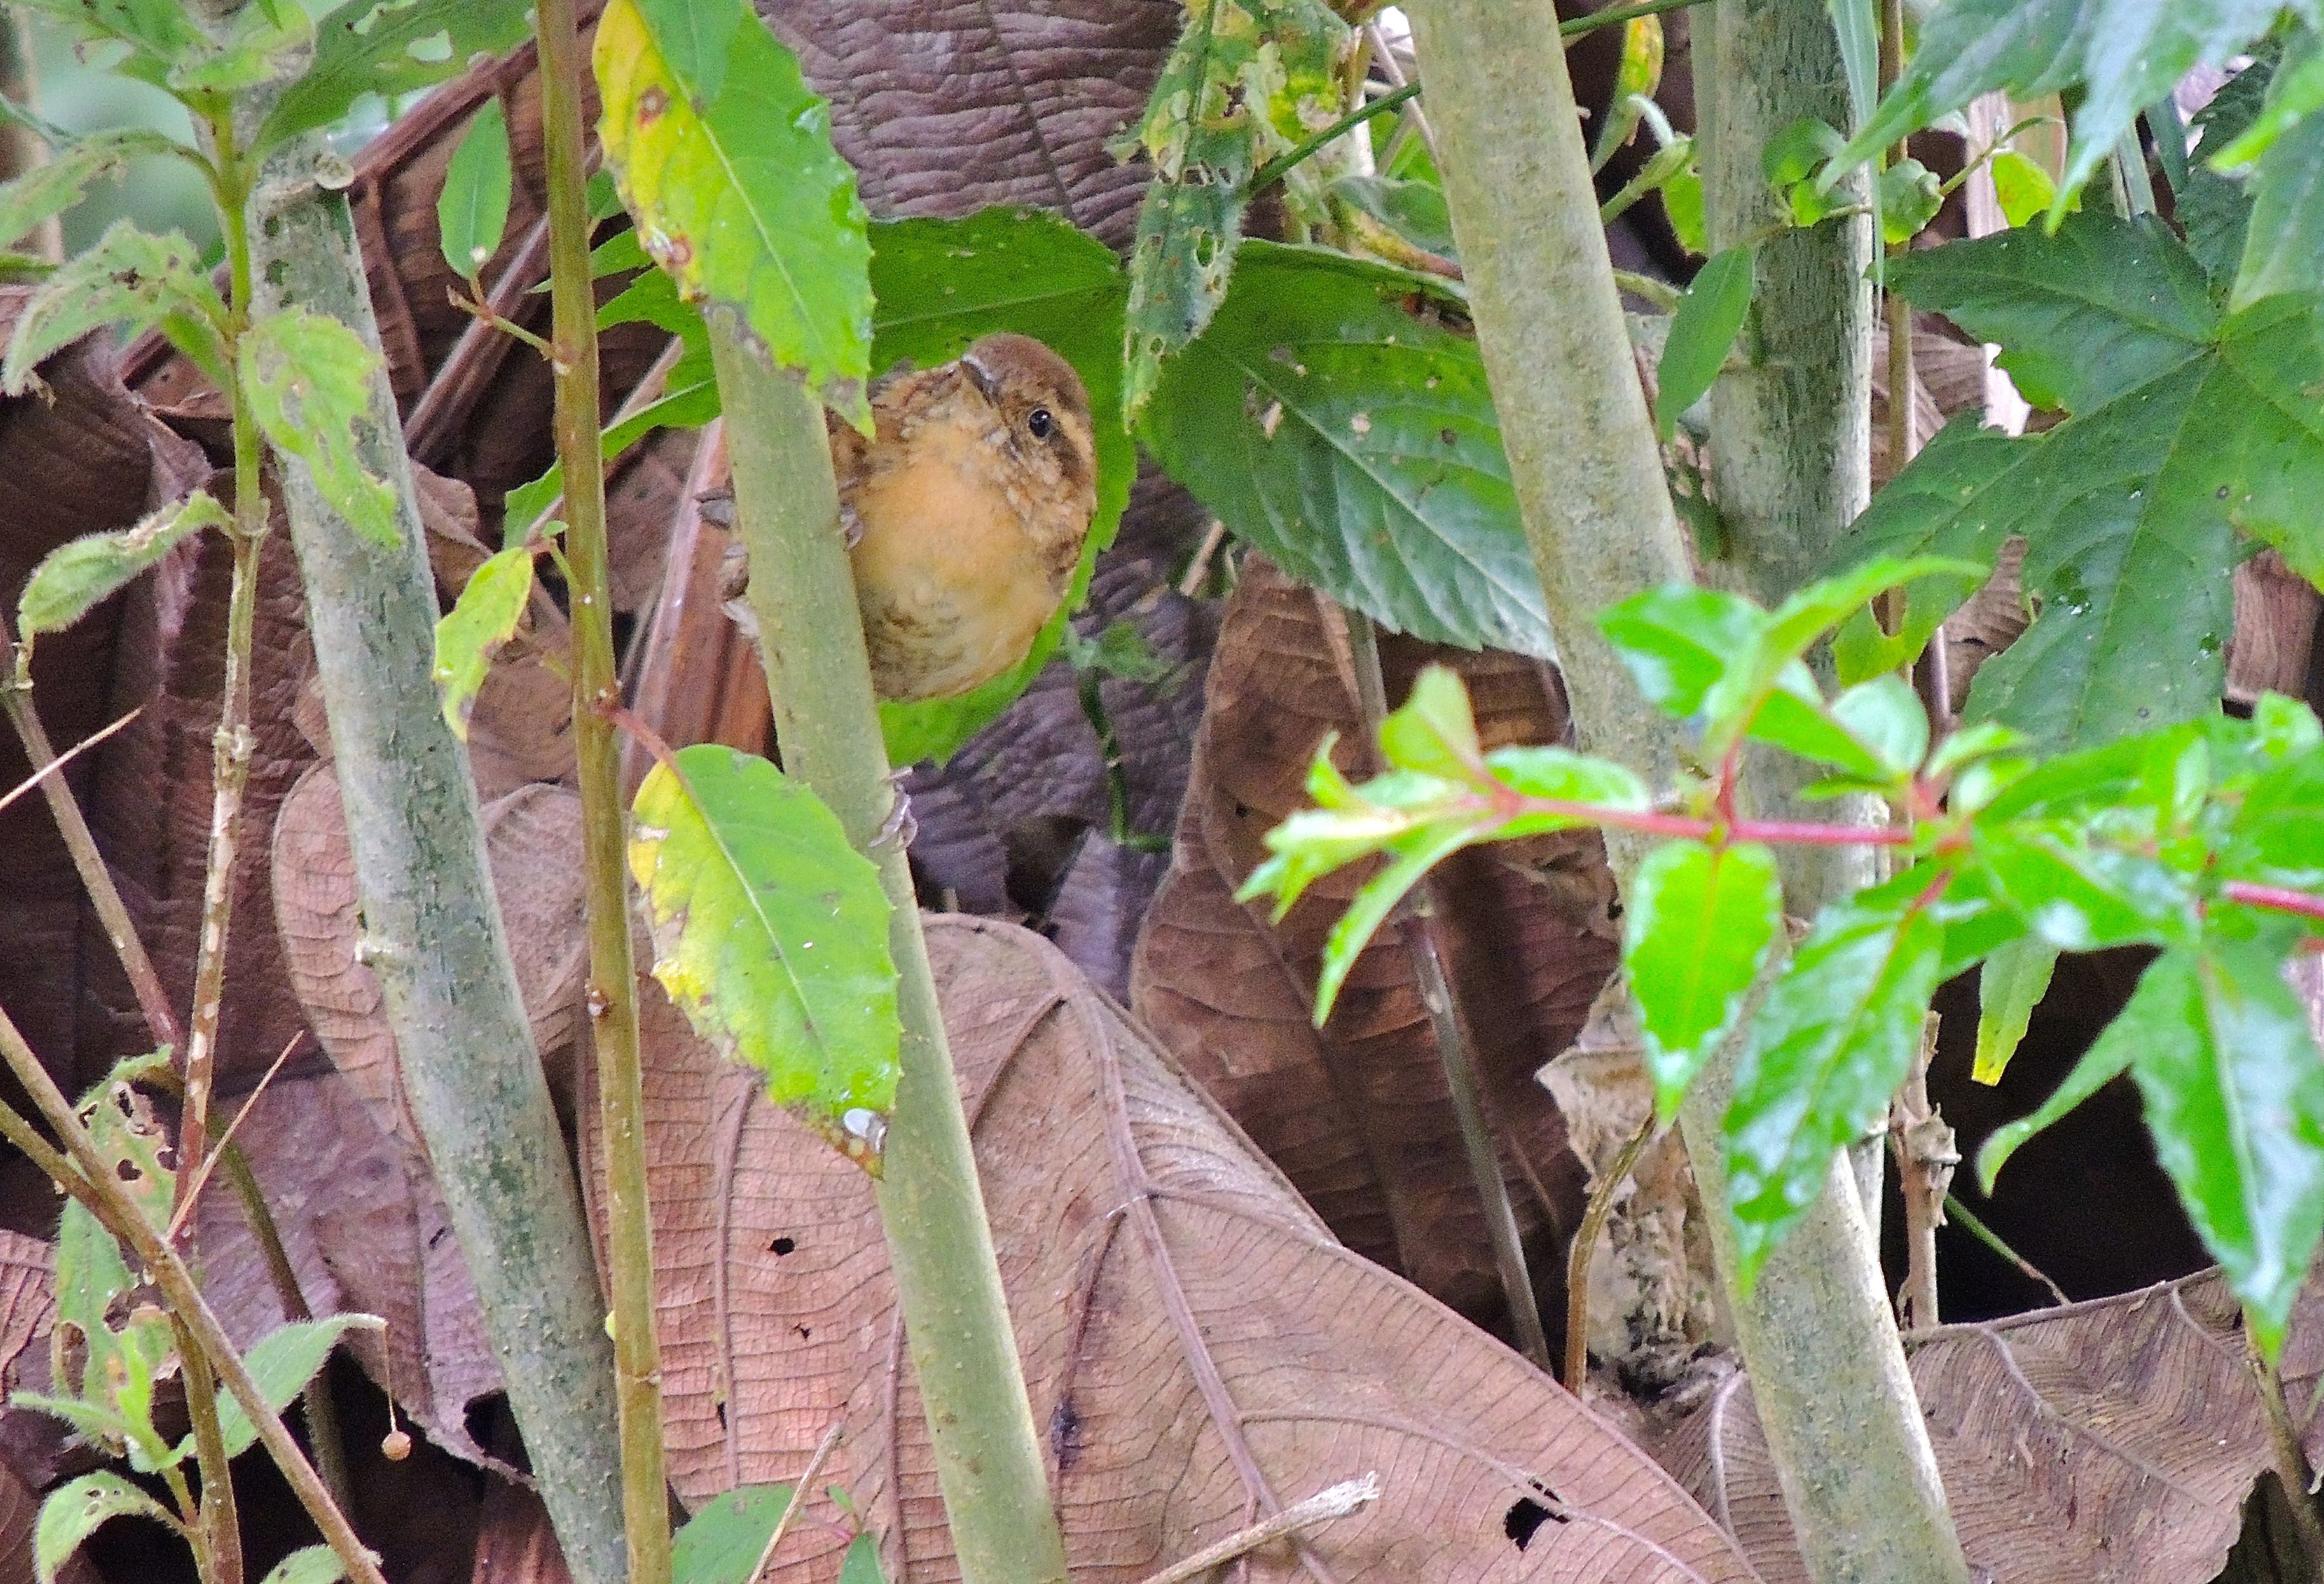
[536, 0, 671, 1578]
[708, 326, 1071, 1584]
[240, 141, 627, 1584]
[1401, 4, 1970, 1578]
[0, 1005, 384, 1584]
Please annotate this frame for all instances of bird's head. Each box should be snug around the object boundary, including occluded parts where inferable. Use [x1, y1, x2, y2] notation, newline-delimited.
[956, 333, 1097, 521]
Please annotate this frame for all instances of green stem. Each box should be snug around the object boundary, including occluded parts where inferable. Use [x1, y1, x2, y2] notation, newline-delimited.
[708, 331, 1070, 1584]
[243, 141, 627, 1584]
[536, 1, 670, 1579]
[1250, 81, 1421, 193]
[0, 1007, 387, 1584]
[1940, 1195, 2067, 1307]
[1404, 3, 1968, 1578]
[174, 1310, 244, 1584]
[1558, 0, 1711, 37]
[1566, 1113, 1656, 1391]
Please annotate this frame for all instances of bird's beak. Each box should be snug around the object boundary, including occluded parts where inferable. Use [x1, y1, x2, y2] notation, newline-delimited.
[959, 351, 1002, 402]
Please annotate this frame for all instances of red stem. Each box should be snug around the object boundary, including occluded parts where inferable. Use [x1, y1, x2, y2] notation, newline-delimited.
[1498, 793, 1914, 848]
[2223, 882, 2324, 924]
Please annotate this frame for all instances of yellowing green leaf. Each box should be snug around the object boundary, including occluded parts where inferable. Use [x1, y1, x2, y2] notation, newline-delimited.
[595, 0, 872, 423]
[239, 308, 400, 548]
[1988, 149, 2058, 228]
[629, 745, 899, 1167]
[1972, 936, 2056, 1084]
[432, 546, 536, 740]
[18, 490, 228, 641]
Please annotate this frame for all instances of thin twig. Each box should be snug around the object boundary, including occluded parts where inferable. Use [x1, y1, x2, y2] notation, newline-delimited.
[747, 1422, 844, 1584]
[1564, 1112, 1656, 1392]
[1557, 0, 1709, 37]
[1251, 82, 1422, 193]
[513, 333, 691, 547]
[165, 1030, 305, 1243]
[0, 705, 141, 819]
[1940, 1195, 2066, 1307]
[1176, 520, 1229, 598]
[1364, 25, 1441, 168]
[1341, 607, 1550, 1369]
[1889, 1013, 1952, 1330]
[1135, 1476, 1380, 1584]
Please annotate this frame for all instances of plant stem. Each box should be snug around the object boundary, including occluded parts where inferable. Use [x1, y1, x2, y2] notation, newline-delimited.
[243, 140, 627, 1584]
[2251, 1338, 2324, 1580]
[1888, 1014, 1951, 1330]
[708, 326, 1070, 1584]
[536, 1, 671, 1578]
[174, 1310, 244, 1584]
[1940, 1195, 2067, 1306]
[0, 1005, 386, 1584]
[177, 103, 267, 1195]
[2226, 883, 2324, 924]
[1565, 1114, 1654, 1391]
[1404, 3, 1969, 1579]
[1558, 0, 1711, 38]
[1342, 610, 1550, 1369]
[218, 1143, 352, 1510]
[1251, 82, 1421, 192]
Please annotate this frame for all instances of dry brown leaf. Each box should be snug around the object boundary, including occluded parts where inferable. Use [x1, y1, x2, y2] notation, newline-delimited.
[1129, 558, 1617, 1334]
[472, 1477, 574, 1584]
[1650, 1271, 2324, 1583]
[590, 915, 1754, 1582]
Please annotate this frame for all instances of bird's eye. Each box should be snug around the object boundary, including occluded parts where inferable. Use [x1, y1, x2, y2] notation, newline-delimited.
[1027, 407, 1054, 440]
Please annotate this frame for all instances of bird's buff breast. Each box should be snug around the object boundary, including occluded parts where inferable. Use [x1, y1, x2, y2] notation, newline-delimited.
[848, 419, 1065, 702]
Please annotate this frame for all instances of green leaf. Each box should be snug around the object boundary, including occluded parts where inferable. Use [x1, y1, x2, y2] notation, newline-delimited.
[863, 209, 1132, 765]
[1832, 0, 2299, 205]
[1988, 149, 2059, 228]
[839, 1532, 887, 1584]
[1975, 960, 2136, 1188]
[2129, 923, 2324, 1354]
[195, 1315, 381, 1461]
[1327, 173, 1454, 257]
[1828, 672, 1929, 779]
[1664, 164, 1706, 256]
[259, 1547, 348, 1584]
[2182, 51, 2276, 283]
[240, 308, 400, 549]
[2211, 36, 2324, 170]
[1832, 215, 2324, 751]
[1723, 881, 1948, 1284]
[3, 221, 229, 395]
[1655, 244, 1754, 442]
[8, 0, 203, 75]
[1826, 0, 1879, 132]
[36, 1471, 177, 1583]
[18, 491, 229, 641]
[1598, 583, 1766, 716]
[1377, 664, 1486, 782]
[596, 0, 873, 422]
[261, 0, 535, 152]
[1625, 839, 1782, 1122]
[432, 546, 536, 740]
[1589, 15, 1666, 168]
[1481, 746, 1651, 825]
[2232, 96, 2324, 308]
[1877, 157, 1944, 245]
[671, 1485, 795, 1584]
[1312, 817, 1474, 1021]
[1972, 827, 2197, 951]
[438, 98, 513, 285]
[629, 744, 901, 1165]
[1120, 0, 1351, 417]
[43, 1200, 176, 1471]
[1972, 936, 2057, 1085]
[0, 127, 189, 254]
[1141, 243, 1555, 656]
[167, 0, 313, 96]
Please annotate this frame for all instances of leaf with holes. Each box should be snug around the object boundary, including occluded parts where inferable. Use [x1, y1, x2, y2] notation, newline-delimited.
[261, 0, 535, 151]
[3, 220, 228, 395]
[8, 0, 203, 78]
[35, 1471, 178, 1583]
[629, 745, 900, 1167]
[865, 209, 1133, 765]
[595, 0, 872, 423]
[438, 97, 513, 285]
[433, 546, 536, 740]
[1120, 0, 1350, 418]
[240, 307, 400, 548]
[1142, 243, 1553, 655]
[258, 1547, 347, 1584]
[18, 489, 228, 641]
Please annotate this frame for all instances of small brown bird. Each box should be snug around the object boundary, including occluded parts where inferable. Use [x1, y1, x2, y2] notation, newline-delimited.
[833, 332, 1097, 702]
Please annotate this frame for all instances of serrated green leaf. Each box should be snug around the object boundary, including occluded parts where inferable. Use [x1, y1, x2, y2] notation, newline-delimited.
[261, 0, 535, 152]
[1120, 0, 1351, 417]
[240, 308, 401, 548]
[193, 1314, 381, 1461]
[1480, 745, 1651, 826]
[671, 1484, 795, 1584]
[596, 0, 873, 422]
[260, 1547, 348, 1584]
[1832, 0, 2299, 205]
[432, 546, 535, 740]
[1831, 215, 2324, 751]
[1988, 149, 2059, 228]
[438, 98, 512, 284]
[8, 0, 203, 74]
[1625, 839, 1782, 1122]
[2129, 921, 2324, 1355]
[18, 490, 228, 641]
[36, 1471, 177, 1583]
[1973, 827, 2197, 951]
[629, 745, 900, 1165]
[78, 1051, 177, 1229]
[2211, 37, 2324, 170]
[1142, 243, 1554, 656]
[1972, 936, 2057, 1084]
[3, 221, 228, 395]
[2232, 99, 2324, 308]
[168, 0, 313, 96]
[1655, 244, 1754, 442]
[0, 128, 188, 254]
[2182, 52, 2276, 283]
[1723, 880, 1948, 1285]
[863, 209, 1132, 765]
[42, 1198, 175, 1471]
[1877, 157, 1943, 244]
[1313, 817, 1474, 1021]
